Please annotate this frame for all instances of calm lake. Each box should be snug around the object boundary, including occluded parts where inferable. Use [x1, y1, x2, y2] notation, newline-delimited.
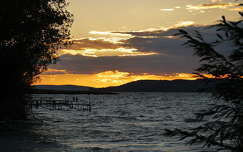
[0, 92, 212, 152]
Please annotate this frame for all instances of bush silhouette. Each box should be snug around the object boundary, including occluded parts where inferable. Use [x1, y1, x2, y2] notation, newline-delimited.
[165, 12, 243, 152]
[0, 0, 73, 120]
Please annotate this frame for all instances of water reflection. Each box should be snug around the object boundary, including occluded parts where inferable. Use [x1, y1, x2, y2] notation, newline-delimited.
[0, 93, 211, 152]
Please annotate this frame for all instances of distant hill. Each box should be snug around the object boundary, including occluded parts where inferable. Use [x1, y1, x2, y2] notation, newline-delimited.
[34, 85, 91, 91]
[32, 79, 220, 93]
[98, 79, 218, 92]
[31, 85, 117, 94]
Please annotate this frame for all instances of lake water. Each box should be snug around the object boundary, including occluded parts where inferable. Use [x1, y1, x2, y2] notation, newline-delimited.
[0, 92, 212, 152]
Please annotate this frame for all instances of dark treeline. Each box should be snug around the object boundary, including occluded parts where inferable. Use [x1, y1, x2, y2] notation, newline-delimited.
[0, 0, 72, 120]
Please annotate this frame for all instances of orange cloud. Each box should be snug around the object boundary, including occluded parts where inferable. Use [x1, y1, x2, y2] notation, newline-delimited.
[33, 70, 202, 88]
[43, 68, 68, 74]
[229, 7, 243, 11]
[186, 3, 240, 11]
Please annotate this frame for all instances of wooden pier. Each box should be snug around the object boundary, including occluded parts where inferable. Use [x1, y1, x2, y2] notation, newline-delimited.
[28, 96, 92, 111]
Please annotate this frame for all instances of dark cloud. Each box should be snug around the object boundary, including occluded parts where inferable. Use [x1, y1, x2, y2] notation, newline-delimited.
[50, 53, 198, 75]
[124, 37, 187, 55]
[50, 24, 232, 74]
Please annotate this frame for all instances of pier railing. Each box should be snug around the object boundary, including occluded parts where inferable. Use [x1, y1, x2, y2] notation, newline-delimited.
[28, 96, 92, 112]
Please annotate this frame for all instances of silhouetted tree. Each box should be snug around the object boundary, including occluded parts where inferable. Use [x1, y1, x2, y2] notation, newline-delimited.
[164, 12, 243, 152]
[0, 0, 72, 120]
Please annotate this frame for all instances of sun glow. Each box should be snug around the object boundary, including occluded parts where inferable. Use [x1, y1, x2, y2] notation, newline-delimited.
[33, 70, 202, 88]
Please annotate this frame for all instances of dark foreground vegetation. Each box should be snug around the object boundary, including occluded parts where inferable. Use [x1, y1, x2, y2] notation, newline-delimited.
[0, 0, 72, 120]
[165, 12, 243, 152]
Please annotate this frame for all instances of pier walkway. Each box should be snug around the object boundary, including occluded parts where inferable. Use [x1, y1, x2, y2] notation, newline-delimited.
[28, 96, 92, 111]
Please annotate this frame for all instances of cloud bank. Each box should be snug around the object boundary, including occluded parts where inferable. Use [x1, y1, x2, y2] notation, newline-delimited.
[50, 23, 227, 76]
[44, 18, 236, 78]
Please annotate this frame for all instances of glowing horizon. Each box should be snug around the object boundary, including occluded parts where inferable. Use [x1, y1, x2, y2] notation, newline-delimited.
[33, 70, 201, 88]
[37, 0, 241, 87]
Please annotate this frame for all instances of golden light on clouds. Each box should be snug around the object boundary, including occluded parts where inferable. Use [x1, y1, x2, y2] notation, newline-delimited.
[87, 20, 195, 41]
[89, 31, 134, 43]
[229, 7, 243, 11]
[88, 37, 127, 44]
[126, 21, 195, 33]
[160, 21, 195, 31]
[160, 2, 242, 14]
[34, 70, 201, 88]
[174, 21, 195, 28]
[160, 6, 181, 12]
[59, 48, 158, 57]
[45, 68, 68, 73]
[59, 20, 195, 59]
[186, 3, 240, 10]
[43, 0, 241, 89]
[160, 8, 175, 12]
[89, 31, 132, 37]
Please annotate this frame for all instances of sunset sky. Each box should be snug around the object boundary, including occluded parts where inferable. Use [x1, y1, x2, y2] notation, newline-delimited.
[34, 0, 243, 88]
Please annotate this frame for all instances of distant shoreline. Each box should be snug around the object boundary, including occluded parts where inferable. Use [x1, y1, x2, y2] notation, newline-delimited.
[32, 79, 221, 93]
[29, 89, 118, 95]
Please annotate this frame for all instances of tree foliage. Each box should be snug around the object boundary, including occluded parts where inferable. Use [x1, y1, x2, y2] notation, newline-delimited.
[0, 0, 72, 120]
[164, 13, 243, 152]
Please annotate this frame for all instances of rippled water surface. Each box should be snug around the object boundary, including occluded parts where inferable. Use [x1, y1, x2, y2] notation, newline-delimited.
[0, 92, 212, 152]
